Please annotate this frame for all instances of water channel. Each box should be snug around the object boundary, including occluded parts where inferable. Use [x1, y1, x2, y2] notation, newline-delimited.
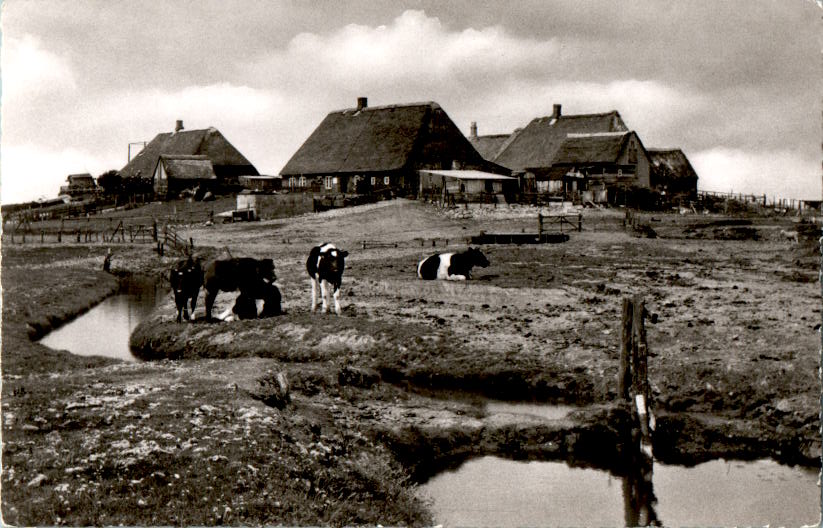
[39, 277, 165, 361]
[419, 455, 820, 527]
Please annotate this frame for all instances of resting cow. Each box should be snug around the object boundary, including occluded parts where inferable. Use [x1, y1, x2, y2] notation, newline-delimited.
[203, 257, 277, 320]
[232, 281, 282, 320]
[306, 243, 348, 315]
[417, 247, 489, 281]
[170, 256, 204, 322]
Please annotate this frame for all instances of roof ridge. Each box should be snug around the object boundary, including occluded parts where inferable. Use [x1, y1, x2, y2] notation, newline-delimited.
[330, 101, 440, 114]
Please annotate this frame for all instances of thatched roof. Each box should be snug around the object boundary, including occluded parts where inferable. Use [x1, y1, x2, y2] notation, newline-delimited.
[281, 102, 438, 175]
[552, 132, 636, 165]
[648, 148, 699, 182]
[120, 127, 257, 179]
[66, 173, 95, 185]
[281, 101, 506, 176]
[494, 111, 627, 171]
[468, 134, 512, 161]
[157, 155, 216, 180]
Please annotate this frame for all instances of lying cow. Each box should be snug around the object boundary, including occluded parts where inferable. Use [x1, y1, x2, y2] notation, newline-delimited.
[307, 243, 348, 315]
[170, 256, 204, 322]
[203, 257, 277, 321]
[417, 247, 489, 281]
[231, 281, 282, 320]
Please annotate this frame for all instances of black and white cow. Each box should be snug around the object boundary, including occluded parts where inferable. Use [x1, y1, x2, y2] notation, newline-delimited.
[306, 243, 348, 314]
[417, 247, 490, 281]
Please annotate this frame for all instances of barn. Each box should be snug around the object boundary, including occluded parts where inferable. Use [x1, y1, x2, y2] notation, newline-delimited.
[152, 154, 217, 199]
[60, 173, 97, 200]
[119, 120, 258, 195]
[647, 148, 699, 202]
[280, 98, 507, 198]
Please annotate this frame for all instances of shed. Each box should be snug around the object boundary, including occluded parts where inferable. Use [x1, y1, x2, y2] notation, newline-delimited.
[647, 148, 699, 201]
[153, 154, 217, 198]
[239, 175, 282, 193]
[418, 169, 518, 204]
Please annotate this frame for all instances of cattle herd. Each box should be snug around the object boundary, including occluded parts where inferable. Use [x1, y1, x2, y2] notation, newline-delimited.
[169, 244, 489, 322]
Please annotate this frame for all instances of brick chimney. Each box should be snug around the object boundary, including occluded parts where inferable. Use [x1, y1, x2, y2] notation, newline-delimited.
[470, 121, 478, 138]
[552, 104, 562, 118]
[357, 97, 368, 110]
[175, 120, 184, 132]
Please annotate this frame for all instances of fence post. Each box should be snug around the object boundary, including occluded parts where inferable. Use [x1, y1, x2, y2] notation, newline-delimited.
[578, 213, 582, 232]
[619, 297, 634, 400]
[537, 213, 543, 239]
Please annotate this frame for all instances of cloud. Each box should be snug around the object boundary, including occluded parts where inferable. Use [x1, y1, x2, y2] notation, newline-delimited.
[0, 34, 77, 103]
[1, 143, 108, 204]
[691, 148, 820, 201]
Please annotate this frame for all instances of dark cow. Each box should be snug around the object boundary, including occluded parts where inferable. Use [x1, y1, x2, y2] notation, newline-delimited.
[203, 257, 277, 320]
[231, 281, 282, 320]
[417, 247, 489, 281]
[170, 256, 204, 322]
[306, 243, 348, 314]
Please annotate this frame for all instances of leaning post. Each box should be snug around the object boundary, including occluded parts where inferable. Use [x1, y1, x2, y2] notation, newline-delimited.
[619, 297, 634, 401]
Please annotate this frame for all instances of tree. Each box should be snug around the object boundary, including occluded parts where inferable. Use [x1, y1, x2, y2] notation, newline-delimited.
[96, 170, 122, 196]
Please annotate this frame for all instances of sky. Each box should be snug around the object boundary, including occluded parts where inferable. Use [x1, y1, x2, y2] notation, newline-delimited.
[1, 0, 821, 204]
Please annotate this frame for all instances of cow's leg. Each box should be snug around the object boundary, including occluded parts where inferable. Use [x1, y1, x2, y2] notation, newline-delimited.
[332, 284, 341, 315]
[205, 289, 217, 320]
[320, 280, 329, 313]
[190, 291, 198, 320]
[310, 277, 319, 312]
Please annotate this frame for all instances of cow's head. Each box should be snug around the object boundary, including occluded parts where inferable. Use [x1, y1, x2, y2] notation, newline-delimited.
[320, 248, 348, 277]
[257, 258, 277, 284]
[468, 247, 490, 268]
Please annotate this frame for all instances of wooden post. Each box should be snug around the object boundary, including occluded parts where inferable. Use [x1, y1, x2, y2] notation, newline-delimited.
[577, 213, 582, 232]
[537, 213, 544, 239]
[619, 297, 634, 400]
[40, 230, 45, 243]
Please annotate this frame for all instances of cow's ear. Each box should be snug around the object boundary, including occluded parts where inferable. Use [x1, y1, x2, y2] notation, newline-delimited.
[341, 251, 349, 258]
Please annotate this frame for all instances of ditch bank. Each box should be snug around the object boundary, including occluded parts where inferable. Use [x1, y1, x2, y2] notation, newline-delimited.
[130, 313, 821, 471]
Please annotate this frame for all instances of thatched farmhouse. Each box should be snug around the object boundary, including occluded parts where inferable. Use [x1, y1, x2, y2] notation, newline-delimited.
[119, 120, 258, 197]
[648, 148, 699, 201]
[482, 104, 632, 196]
[280, 98, 507, 197]
[152, 154, 217, 199]
[547, 131, 652, 203]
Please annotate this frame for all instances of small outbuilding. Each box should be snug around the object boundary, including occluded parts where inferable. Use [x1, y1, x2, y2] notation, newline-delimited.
[60, 173, 97, 199]
[418, 169, 519, 204]
[647, 148, 699, 202]
[153, 154, 217, 199]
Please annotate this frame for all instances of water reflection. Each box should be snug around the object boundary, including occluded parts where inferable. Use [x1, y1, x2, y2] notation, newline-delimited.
[39, 278, 164, 361]
[420, 456, 819, 527]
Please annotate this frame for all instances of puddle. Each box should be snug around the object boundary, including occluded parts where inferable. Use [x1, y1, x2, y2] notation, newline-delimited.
[419, 456, 820, 527]
[39, 277, 165, 361]
[485, 401, 574, 420]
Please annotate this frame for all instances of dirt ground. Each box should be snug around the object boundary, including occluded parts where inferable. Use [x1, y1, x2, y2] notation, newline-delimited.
[2, 198, 820, 526]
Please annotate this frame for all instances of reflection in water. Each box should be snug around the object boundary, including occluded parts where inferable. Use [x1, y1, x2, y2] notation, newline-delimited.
[39, 278, 164, 362]
[419, 456, 819, 527]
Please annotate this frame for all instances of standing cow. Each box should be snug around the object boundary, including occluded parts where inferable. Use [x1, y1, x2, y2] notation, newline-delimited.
[306, 243, 348, 315]
[170, 256, 204, 322]
[417, 247, 489, 281]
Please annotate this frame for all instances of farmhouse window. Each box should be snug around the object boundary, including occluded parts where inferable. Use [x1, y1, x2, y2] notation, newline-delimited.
[383, 176, 390, 185]
[299, 176, 306, 188]
[371, 176, 376, 186]
[618, 169, 623, 177]
[325, 176, 333, 190]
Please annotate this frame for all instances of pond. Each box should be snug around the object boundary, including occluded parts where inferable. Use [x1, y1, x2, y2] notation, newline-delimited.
[419, 455, 820, 527]
[39, 277, 166, 361]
